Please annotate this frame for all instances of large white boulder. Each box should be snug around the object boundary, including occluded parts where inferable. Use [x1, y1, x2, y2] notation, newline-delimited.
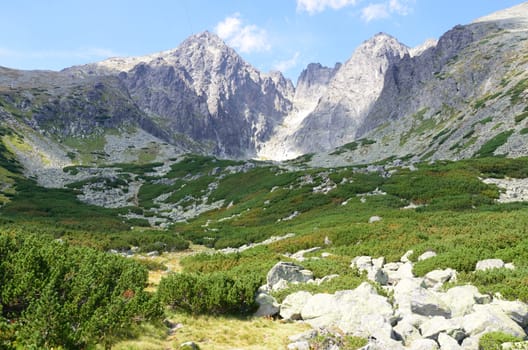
[410, 287, 451, 318]
[254, 293, 280, 317]
[462, 305, 526, 338]
[439, 285, 491, 318]
[280, 291, 312, 320]
[491, 299, 528, 328]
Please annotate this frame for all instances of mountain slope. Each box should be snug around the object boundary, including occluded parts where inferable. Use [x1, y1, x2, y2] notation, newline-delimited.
[309, 2, 528, 166]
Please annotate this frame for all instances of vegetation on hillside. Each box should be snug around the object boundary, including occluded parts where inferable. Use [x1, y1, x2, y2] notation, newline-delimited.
[1, 152, 528, 348]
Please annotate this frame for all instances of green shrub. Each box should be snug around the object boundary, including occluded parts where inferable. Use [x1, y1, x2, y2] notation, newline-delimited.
[157, 271, 261, 315]
[0, 234, 162, 349]
[479, 331, 523, 350]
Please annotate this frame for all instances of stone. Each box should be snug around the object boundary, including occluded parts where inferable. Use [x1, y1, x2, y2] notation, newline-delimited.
[290, 247, 321, 261]
[491, 299, 528, 328]
[462, 305, 526, 338]
[369, 216, 382, 223]
[372, 256, 385, 269]
[288, 330, 318, 343]
[358, 337, 406, 350]
[418, 251, 437, 261]
[146, 250, 159, 257]
[437, 333, 461, 350]
[267, 261, 314, 289]
[419, 316, 463, 341]
[422, 268, 457, 289]
[386, 262, 415, 284]
[287, 341, 310, 350]
[280, 291, 312, 320]
[383, 262, 402, 271]
[460, 336, 481, 350]
[316, 274, 340, 285]
[440, 285, 480, 317]
[271, 279, 289, 292]
[180, 341, 200, 350]
[475, 259, 505, 271]
[301, 293, 339, 323]
[393, 319, 422, 345]
[410, 287, 451, 318]
[502, 341, 528, 349]
[352, 256, 373, 270]
[254, 293, 280, 317]
[408, 338, 439, 350]
[505, 262, 516, 270]
[401, 250, 414, 263]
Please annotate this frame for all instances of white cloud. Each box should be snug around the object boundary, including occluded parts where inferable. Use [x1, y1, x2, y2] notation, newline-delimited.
[361, 3, 390, 22]
[361, 0, 415, 22]
[296, 0, 358, 14]
[215, 14, 271, 53]
[389, 0, 414, 15]
[273, 52, 300, 72]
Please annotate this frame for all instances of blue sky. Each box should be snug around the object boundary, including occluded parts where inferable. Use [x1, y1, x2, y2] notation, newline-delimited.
[0, 0, 524, 82]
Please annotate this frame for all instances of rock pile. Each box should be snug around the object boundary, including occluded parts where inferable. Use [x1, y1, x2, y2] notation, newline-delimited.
[255, 252, 526, 350]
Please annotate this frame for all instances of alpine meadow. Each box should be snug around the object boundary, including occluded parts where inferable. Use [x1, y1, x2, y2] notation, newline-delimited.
[2, 2, 528, 349]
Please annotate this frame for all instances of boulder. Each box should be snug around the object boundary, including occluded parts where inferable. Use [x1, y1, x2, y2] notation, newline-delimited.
[372, 256, 385, 269]
[419, 316, 464, 341]
[410, 288, 451, 318]
[460, 336, 481, 350]
[408, 338, 439, 350]
[254, 293, 280, 317]
[288, 330, 318, 343]
[418, 251, 437, 261]
[491, 299, 528, 328]
[383, 262, 402, 271]
[475, 259, 505, 271]
[462, 305, 526, 338]
[393, 278, 425, 313]
[280, 291, 312, 320]
[301, 294, 336, 323]
[401, 250, 414, 263]
[422, 268, 457, 289]
[352, 256, 373, 270]
[393, 319, 422, 345]
[437, 333, 461, 350]
[440, 285, 480, 318]
[267, 261, 313, 289]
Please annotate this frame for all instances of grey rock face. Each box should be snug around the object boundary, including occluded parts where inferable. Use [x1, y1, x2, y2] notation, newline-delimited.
[292, 33, 409, 154]
[266, 261, 314, 289]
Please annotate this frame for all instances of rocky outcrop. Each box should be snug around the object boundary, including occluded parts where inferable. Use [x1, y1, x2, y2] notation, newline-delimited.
[278, 251, 528, 350]
[291, 33, 409, 154]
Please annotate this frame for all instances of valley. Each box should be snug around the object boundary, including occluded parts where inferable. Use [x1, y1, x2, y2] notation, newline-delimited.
[1, 2, 528, 349]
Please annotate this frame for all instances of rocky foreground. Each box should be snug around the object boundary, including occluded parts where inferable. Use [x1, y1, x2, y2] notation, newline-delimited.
[254, 250, 528, 350]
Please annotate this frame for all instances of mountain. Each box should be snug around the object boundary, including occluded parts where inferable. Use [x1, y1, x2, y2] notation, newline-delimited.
[1, 3, 528, 176]
[0, 31, 293, 176]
